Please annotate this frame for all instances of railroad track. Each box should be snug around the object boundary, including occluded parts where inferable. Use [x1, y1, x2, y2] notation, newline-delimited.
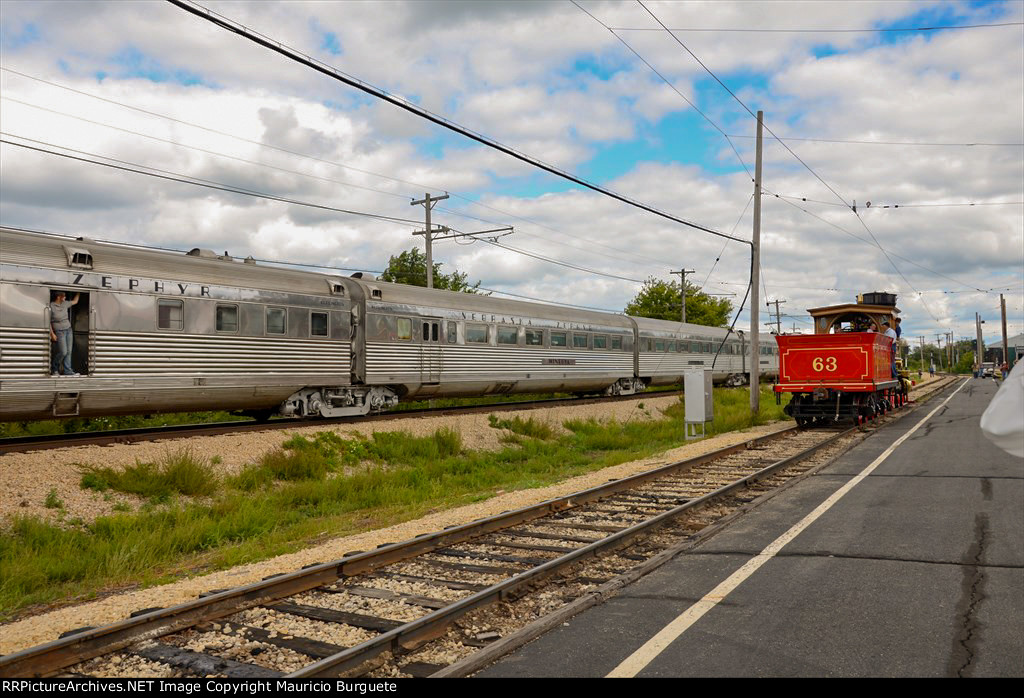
[0, 377, 959, 678]
[0, 390, 672, 455]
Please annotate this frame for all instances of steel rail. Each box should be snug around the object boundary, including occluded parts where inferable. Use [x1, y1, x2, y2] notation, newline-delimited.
[0, 377, 956, 677]
[289, 426, 855, 677]
[0, 391, 669, 455]
[0, 424, 802, 677]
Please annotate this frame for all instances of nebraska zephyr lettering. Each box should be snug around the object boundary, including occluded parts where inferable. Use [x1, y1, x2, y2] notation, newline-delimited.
[68, 272, 211, 296]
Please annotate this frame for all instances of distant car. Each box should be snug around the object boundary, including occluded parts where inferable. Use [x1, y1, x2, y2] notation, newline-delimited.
[981, 363, 996, 378]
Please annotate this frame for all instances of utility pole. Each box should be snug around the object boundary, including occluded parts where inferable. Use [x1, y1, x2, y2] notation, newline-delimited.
[767, 298, 785, 334]
[670, 269, 695, 324]
[411, 193, 449, 289]
[750, 110, 764, 415]
[1001, 293, 1009, 368]
[975, 313, 985, 373]
[935, 334, 945, 371]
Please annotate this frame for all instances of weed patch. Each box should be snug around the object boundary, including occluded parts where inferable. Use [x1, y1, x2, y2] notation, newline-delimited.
[488, 415, 556, 440]
[44, 490, 63, 510]
[78, 448, 220, 499]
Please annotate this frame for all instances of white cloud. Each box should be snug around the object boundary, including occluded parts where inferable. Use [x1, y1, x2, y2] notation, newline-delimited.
[0, 0, 1020, 341]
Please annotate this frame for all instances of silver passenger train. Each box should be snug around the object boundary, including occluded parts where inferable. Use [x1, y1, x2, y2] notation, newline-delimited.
[0, 227, 779, 422]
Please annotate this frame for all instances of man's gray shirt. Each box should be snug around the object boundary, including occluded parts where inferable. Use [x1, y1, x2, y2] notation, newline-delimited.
[50, 300, 73, 330]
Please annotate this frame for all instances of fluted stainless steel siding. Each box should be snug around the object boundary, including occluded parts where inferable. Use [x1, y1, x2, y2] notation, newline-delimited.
[91, 332, 350, 375]
[0, 327, 48, 378]
[366, 342, 633, 381]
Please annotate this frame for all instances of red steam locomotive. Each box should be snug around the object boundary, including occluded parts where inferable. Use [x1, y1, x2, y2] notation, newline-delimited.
[774, 293, 911, 426]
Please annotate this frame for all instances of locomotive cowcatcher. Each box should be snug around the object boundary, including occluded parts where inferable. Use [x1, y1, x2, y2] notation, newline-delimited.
[774, 293, 911, 426]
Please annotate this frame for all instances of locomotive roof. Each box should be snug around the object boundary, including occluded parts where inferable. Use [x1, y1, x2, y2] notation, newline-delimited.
[807, 302, 902, 317]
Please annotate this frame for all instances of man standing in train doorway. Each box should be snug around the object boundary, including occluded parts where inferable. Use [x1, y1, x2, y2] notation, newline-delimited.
[49, 290, 81, 376]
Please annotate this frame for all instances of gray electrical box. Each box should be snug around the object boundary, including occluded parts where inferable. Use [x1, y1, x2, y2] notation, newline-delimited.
[684, 369, 714, 439]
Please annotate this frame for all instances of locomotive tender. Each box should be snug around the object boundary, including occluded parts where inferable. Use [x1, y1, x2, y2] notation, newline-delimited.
[773, 294, 910, 426]
[0, 227, 779, 422]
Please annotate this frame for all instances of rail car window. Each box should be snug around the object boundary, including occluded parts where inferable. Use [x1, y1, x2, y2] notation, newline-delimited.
[466, 323, 488, 343]
[447, 321, 457, 344]
[550, 331, 567, 347]
[676, 341, 684, 352]
[157, 299, 183, 331]
[311, 312, 328, 337]
[419, 322, 439, 342]
[573, 333, 589, 349]
[497, 327, 518, 345]
[594, 335, 607, 349]
[397, 318, 412, 340]
[525, 329, 543, 346]
[216, 304, 238, 333]
[611, 335, 622, 351]
[654, 340, 665, 352]
[266, 307, 286, 335]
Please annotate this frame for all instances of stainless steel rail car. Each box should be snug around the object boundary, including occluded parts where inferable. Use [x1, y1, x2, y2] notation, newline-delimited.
[633, 316, 776, 388]
[0, 227, 778, 422]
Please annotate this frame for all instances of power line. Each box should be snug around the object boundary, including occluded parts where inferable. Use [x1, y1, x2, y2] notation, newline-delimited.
[1, 95, 416, 204]
[571, 0, 752, 180]
[768, 192, 1024, 209]
[728, 134, 1024, 147]
[574, 2, 958, 312]
[864, 200, 1024, 209]
[0, 135, 425, 226]
[478, 238, 645, 283]
[2, 68, 679, 271]
[3, 134, 654, 286]
[3, 225, 386, 275]
[637, 1, 853, 211]
[762, 192, 989, 293]
[635, 1, 949, 320]
[167, 0, 748, 247]
[477, 286, 621, 313]
[607, 22, 1024, 33]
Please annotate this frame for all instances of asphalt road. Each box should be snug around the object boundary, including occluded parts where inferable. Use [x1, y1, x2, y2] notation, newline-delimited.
[479, 377, 1023, 677]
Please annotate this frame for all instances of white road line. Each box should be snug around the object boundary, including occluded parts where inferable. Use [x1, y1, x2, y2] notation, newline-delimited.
[606, 378, 969, 678]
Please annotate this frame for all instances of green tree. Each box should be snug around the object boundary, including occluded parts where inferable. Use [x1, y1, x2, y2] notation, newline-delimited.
[624, 277, 732, 327]
[379, 247, 484, 293]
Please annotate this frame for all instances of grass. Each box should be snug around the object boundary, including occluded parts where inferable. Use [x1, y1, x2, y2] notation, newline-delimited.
[78, 448, 220, 502]
[487, 415, 557, 441]
[0, 411, 245, 438]
[1, 385, 785, 619]
[44, 490, 63, 510]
